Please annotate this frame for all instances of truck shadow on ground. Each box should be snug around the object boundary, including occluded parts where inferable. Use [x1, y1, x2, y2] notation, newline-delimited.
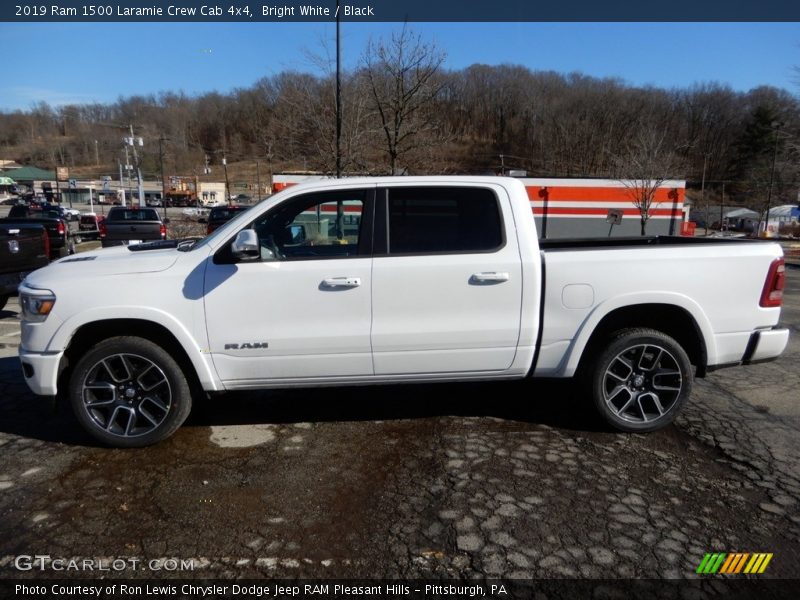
[189, 378, 607, 433]
[0, 356, 609, 445]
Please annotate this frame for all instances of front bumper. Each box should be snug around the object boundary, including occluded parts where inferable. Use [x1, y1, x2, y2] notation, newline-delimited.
[18, 349, 64, 396]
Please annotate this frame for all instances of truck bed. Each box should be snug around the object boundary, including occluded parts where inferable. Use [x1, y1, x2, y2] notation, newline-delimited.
[535, 234, 783, 377]
[539, 235, 760, 251]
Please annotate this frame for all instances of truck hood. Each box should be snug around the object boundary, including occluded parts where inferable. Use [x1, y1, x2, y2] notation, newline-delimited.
[24, 245, 181, 288]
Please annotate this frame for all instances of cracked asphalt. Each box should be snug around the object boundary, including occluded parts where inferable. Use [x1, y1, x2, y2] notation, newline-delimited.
[0, 268, 798, 582]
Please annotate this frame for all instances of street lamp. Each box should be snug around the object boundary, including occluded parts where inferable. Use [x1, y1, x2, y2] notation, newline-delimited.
[763, 121, 782, 237]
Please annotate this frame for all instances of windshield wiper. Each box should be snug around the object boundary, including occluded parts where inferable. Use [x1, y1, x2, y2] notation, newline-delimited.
[177, 238, 200, 252]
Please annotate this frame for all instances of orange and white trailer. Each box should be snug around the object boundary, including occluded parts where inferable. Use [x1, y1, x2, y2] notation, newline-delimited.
[521, 178, 685, 237]
[271, 174, 686, 238]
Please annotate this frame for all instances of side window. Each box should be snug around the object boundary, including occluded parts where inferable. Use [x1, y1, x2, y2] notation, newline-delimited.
[250, 191, 366, 260]
[387, 187, 503, 254]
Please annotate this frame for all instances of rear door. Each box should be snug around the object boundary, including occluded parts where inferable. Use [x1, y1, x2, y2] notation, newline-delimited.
[370, 184, 523, 375]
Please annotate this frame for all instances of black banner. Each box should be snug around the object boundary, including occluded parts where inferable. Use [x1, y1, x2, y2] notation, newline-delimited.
[2, 579, 800, 600]
[3, 0, 800, 22]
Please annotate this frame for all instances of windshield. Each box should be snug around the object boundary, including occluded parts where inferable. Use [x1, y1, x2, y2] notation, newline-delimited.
[187, 196, 275, 251]
[107, 208, 160, 221]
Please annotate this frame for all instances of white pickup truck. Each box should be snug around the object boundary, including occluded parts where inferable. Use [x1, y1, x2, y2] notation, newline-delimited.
[18, 177, 789, 447]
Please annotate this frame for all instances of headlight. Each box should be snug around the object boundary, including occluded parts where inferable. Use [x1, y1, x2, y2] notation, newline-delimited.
[20, 291, 56, 323]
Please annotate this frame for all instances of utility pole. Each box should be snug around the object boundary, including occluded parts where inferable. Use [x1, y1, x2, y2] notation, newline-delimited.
[335, 0, 342, 178]
[118, 160, 124, 207]
[159, 136, 168, 219]
[94, 140, 99, 166]
[125, 125, 144, 207]
[700, 153, 708, 236]
[764, 122, 781, 237]
[266, 142, 273, 194]
[222, 154, 231, 206]
[256, 160, 261, 201]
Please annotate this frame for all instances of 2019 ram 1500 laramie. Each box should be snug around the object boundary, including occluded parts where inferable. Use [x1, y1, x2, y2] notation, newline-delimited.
[17, 177, 789, 446]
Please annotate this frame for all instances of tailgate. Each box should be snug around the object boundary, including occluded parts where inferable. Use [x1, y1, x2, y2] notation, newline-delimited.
[0, 225, 49, 290]
[105, 221, 163, 242]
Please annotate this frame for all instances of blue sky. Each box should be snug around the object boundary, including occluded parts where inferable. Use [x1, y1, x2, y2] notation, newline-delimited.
[2, 22, 798, 111]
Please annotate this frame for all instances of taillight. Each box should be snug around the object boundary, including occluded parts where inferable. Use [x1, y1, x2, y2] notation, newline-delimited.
[99, 221, 107, 238]
[760, 258, 785, 308]
[207, 224, 213, 235]
[57, 221, 65, 235]
[160, 223, 167, 239]
[42, 228, 50, 260]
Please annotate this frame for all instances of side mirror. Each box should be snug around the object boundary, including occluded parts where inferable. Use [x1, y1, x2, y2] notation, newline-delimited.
[163, 218, 171, 224]
[231, 229, 260, 260]
[197, 217, 206, 224]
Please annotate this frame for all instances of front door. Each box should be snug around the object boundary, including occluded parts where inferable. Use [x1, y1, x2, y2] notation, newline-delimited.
[204, 189, 374, 385]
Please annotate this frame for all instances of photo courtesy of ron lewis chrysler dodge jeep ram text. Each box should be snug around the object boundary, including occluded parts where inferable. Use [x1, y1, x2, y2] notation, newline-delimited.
[17, 177, 789, 447]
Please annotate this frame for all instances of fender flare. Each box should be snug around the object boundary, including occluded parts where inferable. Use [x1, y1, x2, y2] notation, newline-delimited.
[48, 305, 222, 391]
[561, 292, 716, 377]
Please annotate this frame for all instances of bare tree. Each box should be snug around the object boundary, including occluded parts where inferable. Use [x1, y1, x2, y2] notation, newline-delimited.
[614, 123, 684, 235]
[361, 26, 446, 174]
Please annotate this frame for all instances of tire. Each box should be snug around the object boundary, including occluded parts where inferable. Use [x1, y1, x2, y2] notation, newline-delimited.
[69, 336, 193, 447]
[586, 328, 692, 433]
[0, 295, 8, 311]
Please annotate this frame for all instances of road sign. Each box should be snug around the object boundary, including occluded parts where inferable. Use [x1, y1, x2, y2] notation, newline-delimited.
[68, 179, 77, 189]
[606, 209, 623, 225]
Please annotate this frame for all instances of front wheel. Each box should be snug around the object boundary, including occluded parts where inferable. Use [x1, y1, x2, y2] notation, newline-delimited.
[586, 328, 693, 432]
[69, 336, 193, 447]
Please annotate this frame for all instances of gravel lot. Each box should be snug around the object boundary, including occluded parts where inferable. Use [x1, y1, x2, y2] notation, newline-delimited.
[0, 258, 798, 583]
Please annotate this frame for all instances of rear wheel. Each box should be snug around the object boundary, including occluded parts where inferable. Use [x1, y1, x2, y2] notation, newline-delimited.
[587, 328, 692, 432]
[69, 336, 193, 447]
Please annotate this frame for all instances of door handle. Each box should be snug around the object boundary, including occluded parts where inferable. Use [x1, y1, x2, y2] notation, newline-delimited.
[470, 272, 510, 284]
[321, 277, 361, 288]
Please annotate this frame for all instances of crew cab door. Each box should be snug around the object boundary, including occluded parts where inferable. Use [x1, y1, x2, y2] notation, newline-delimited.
[203, 189, 374, 385]
[371, 185, 522, 375]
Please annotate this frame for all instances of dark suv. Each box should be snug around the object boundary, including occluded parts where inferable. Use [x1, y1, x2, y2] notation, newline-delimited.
[204, 206, 249, 235]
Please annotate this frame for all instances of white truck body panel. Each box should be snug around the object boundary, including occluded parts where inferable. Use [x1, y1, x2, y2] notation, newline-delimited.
[18, 176, 788, 402]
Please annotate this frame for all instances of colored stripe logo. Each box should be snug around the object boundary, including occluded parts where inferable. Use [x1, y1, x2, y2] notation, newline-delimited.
[696, 553, 773, 574]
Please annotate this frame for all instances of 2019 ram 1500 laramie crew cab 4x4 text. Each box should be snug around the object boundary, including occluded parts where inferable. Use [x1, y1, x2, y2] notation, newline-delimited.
[18, 177, 789, 446]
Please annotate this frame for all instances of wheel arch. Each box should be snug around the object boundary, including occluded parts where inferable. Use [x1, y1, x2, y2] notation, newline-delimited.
[569, 300, 711, 379]
[57, 318, 213, 398]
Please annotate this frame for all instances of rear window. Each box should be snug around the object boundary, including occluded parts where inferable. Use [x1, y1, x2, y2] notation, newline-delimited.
[387, 187, 503, 254]
[107, 209, 160, 221]
[210, 207, 248, 220]
[80, 215, 97, 223]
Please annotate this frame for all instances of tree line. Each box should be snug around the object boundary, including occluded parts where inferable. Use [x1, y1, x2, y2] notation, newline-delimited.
[0, 27, 798, 209]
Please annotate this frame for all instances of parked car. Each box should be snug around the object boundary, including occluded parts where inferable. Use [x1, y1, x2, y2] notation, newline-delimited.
[17, 177, 789, 447]
[201, 205, 249, 235]
[78, 213, 105, 240]
[1, 204, 76, 258]
[0, 222, 49, 311]
[100, 207, 167, 247]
